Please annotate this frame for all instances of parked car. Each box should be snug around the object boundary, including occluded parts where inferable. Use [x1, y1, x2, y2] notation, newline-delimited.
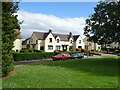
[117, 53, 120, 56]
[52, 53, 71, 61]
[70, 53, 84, 59]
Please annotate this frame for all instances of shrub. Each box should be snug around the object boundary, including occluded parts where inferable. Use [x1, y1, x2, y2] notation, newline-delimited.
[13, 52, 54, 61]
[81, 49, 87, 52]
[76, 48, 81, 51]
[33, 49, 44, 52]
[91, 49, 95, 51]
[55, 51, 81, 55]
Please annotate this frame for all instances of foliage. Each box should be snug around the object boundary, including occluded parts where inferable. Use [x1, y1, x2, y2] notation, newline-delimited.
[3, 57, 118, 88]
[76, 48, 81, 51]
[54, 50, 81, 55]
[84, 2, 120, 46]
[26, 44, 30, 49]
[20, 49, 44, 53]
[2, 2, 20, 76]
[13, 52, 54, 61]
[101, 48, 120, 53]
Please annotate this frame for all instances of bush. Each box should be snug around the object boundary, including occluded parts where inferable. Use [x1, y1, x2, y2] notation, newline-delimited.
[55, 51, 81, 55]
[2, 53, 14, 77]
[13, 52, 54, 61]
[81, 49, 87, 52]
[91, 49, 95, 51]
[76, 48, 81, 51]
[33, 49, 44, 52]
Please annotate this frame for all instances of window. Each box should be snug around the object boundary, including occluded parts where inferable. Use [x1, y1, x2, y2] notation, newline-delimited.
[56, 46, 60, 50]
[57, 39, 60, 43]
[79, 40, 81, 43]
[48, 45, 53, 50]
[78, 46, 82, 48]
[70, 40, 72, 43]
[40, 46, 44, 51]
[49, 38, 52, 42]
[36, 40, 38, 44]
[69, 46, 73, 50]
[89, 43, 91, 46]
[98, 47, 101, 50]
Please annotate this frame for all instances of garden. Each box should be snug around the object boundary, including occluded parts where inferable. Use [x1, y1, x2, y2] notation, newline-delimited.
[2, 56, 118, 88]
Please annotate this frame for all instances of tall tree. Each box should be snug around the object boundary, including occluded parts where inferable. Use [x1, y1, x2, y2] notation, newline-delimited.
[84, 1, 120, 47]
[2, 2, 20, 76]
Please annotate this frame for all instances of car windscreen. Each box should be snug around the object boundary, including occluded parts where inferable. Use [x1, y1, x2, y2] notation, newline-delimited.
[56, 54, 62, 56]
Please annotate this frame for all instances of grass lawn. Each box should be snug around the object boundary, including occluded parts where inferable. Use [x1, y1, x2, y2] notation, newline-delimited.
[2, 56, 118, 88]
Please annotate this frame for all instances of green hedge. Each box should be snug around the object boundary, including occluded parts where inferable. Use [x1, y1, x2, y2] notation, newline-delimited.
[13, 51, 82, 61]
[54, 51, 81, 55]
[13, 52, 54, 61]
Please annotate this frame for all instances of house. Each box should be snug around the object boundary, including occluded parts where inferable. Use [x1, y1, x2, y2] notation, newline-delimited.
[83, 36, 101, 51]
[12, 29, 22, 52]
[22, 38, 30, 49]
[29, 30, 85, 52]
[101, 42, 120, 49]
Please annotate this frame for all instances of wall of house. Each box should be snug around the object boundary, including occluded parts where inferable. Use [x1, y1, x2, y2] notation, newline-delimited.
[12, 39, 22, 51]
[75, 36, 85, 49]
[83, 37, 101, 51]
[45, 33, 56, 52]
[108, 42, 120, 48]
[22, 45, 26, 48]
[30, 33, 38, 49]
[38, 40, 45, 50]
[55, 36, 62, 51]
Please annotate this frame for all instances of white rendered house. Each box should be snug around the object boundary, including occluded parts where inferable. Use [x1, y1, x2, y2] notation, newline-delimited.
[12, 29, 22, 52]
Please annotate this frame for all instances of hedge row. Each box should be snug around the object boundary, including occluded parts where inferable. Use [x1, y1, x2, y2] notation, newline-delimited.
[13, 52, 54, 61]
[13, 51, 82, 61]
[54, 51, 81, 55]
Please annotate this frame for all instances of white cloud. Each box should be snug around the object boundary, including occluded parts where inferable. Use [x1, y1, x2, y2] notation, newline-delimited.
[17, 10, 86, 40]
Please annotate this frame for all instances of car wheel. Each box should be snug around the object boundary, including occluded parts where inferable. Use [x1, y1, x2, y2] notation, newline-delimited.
[59, 58, 62, 60]
[68, 58, 70, 60]
[53, 58, 56, 61]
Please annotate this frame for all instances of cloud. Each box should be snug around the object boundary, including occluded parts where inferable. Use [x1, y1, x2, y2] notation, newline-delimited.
[17, 10, 86, 40]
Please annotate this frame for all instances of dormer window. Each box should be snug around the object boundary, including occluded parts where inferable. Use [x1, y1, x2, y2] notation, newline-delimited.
[57, 39, 60, 43]
[49, 38, 52, 42]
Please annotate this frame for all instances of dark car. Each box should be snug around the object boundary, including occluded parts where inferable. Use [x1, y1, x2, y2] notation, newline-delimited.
[52, 53, 71, 61]
[117, 53, 120, 56]
[70, 53, 84, 59]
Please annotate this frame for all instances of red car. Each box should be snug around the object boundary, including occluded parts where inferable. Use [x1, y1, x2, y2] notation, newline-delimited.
[52, 53, 71, 61]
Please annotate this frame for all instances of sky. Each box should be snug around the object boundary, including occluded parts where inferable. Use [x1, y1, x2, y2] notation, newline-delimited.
[17, 2, 98, 40]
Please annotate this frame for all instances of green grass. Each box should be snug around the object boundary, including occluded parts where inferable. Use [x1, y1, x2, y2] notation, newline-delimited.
[2, 56, 118, 88]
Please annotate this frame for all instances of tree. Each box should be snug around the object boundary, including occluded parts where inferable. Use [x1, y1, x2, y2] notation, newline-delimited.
[84, 1, 120, 47]
[2, 2, 20, 76]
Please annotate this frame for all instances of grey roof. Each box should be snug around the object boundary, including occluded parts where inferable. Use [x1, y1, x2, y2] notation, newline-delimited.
[73, 35, 80, 41]
[53, 34, 69, 41]
[22, 38, 30, 45]
[15, 29, 22, 39]
[33, 32, 80, 41]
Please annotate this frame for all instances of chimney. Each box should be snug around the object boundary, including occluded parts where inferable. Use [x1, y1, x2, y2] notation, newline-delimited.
[48, 29, 52, 33]
[69, 32, 72, 37]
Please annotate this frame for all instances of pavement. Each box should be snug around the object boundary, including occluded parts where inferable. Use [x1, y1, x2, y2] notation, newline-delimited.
[13, 53, 117, 66]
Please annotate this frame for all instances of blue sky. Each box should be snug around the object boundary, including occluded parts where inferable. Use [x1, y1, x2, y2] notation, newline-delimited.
[19, 2, 98, 18]
[18, 2, 98, 39]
